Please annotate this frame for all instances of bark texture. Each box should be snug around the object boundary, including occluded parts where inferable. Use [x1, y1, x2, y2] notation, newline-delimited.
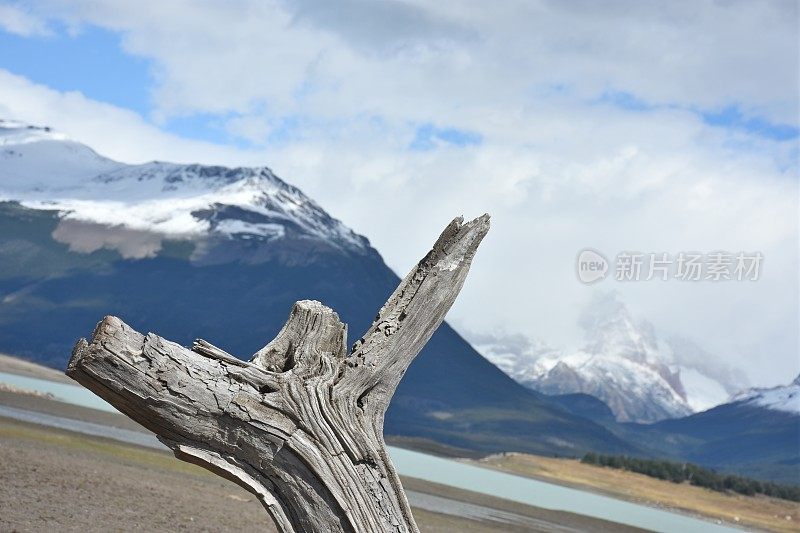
[66, 214, 490, 533]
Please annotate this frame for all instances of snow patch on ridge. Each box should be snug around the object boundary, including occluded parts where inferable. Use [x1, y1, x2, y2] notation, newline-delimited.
[216, 220, 285, 239]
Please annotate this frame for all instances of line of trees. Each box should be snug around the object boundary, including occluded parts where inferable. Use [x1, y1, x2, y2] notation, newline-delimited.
[581, 453, 800, 502]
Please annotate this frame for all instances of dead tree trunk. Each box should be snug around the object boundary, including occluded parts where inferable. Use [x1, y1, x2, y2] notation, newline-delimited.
[66, 215, 489, 533]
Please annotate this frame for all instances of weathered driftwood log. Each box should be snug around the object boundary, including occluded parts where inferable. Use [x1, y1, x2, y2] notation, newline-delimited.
[66, 214, 489, 533]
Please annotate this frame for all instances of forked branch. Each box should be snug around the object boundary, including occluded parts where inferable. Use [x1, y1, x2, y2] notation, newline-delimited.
[66, 214, 490, 533]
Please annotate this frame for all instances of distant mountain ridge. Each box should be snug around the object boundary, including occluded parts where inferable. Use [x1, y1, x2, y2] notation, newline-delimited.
[624, 390, 800, 485]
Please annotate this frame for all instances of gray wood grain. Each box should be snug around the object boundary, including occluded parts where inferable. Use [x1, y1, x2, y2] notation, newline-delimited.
[66, 215, 490, 533]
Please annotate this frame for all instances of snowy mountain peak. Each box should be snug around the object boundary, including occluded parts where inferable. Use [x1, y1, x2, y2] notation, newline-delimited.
[1, 120, 122, 189]
[579, 292, 663, 367]
[526, 294, 695, 422]
[472, 293, 743, 423]
[0, 120, 368, 255]
[730, 376, 800, 415]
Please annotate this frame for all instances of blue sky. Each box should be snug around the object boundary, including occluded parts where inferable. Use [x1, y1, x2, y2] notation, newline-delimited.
[0, 24, 151, 114]
[0, 0, 797, 386]
[0, 22, 257, 146]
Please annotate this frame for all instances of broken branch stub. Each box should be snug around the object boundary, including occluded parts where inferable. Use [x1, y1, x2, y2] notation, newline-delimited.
[66, 214, 490, 533]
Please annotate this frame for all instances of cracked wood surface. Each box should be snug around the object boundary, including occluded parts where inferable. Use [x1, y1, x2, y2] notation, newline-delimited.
[66, 214, 490, 533]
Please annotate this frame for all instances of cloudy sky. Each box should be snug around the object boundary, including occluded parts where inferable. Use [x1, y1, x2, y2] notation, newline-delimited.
[0, 0, 797, 387]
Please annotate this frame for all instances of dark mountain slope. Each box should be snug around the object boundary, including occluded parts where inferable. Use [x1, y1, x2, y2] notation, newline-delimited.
[620, 401, 800, 484]
[0, 202, 634, 457]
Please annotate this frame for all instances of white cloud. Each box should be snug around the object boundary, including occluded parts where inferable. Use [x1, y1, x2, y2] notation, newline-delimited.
[0, 3, 51, 36]
[0, 1, 797, 386]
[19, 0, 796, 126]
[25, 0, 797, 124]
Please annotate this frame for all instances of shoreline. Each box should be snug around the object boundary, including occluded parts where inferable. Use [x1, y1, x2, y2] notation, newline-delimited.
[470, 452, 796, 533]
[0, 377, 638, 533]
[0, 410, 637, 533]
[0, 354, 779, 531]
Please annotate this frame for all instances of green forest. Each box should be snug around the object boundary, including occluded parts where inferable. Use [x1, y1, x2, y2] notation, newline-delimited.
[581, 453, 800, 502]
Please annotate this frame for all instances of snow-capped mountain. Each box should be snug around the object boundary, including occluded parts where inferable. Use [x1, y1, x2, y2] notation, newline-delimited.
[474, 293, 743, 423]
[0, 119, 367, 258]
[0, 119, 639, 459]
[730, 375, 800, 414]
